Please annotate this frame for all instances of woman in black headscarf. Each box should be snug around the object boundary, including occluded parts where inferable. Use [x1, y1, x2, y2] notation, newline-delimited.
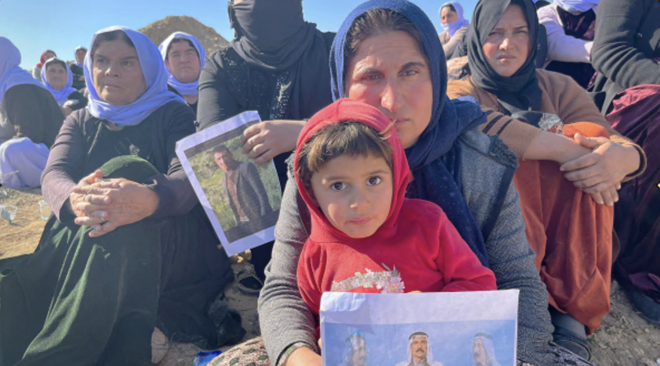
[197, 0, 335, 291]
[447, 0, 645, 359]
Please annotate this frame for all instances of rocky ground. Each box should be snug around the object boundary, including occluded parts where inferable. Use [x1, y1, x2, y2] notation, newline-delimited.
[1, 188, 658, 366]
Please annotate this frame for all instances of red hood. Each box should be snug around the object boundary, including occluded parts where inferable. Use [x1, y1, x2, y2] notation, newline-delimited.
[294, 99, 410, 243]
[37, 51, 48, 68]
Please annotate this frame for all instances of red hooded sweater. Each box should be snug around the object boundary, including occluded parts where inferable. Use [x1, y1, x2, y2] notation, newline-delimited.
[295, 99, 497, 316]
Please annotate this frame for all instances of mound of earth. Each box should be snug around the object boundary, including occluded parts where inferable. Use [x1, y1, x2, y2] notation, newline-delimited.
[140, 15, 230, 55]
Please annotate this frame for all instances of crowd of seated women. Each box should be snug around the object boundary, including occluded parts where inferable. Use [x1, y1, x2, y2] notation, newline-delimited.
[0, 0, 658, 365]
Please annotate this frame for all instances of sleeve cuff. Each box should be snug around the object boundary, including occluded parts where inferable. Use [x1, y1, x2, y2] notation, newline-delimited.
[624, 144, 647, 181]
[276, 342, 317, 366]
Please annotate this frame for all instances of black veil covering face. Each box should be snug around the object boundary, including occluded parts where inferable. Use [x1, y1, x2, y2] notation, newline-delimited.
[226, 0, 334, 121]
[228, 0, 315, 71]
[468, 0, 544, 120]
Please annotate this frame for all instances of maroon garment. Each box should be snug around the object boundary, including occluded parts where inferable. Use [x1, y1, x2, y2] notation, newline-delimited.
[545, 7, 596, 88]
[607, 83, 660, 301]
[294, 99, 496, 317]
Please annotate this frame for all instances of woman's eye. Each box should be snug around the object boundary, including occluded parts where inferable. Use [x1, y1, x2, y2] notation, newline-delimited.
[331, 182, 347, 191]
[362, 73, 380, 82]
[367, 176, 382, 186]
[403, 69, 418, 77]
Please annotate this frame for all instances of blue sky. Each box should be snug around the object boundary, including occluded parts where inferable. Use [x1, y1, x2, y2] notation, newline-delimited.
[0, 0, 478, 69]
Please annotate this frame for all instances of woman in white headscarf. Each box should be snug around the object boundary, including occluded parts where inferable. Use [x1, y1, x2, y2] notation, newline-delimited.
[472, 333, 502, 366]
[40, 57, 88, 116]
[438, 2, 470, 58]
[0, 37, 64, 188]
[538, 0, 599, 88]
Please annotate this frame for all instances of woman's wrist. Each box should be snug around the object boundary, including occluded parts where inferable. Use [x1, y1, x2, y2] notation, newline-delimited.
[281, 343, 321, 366]
[621, 144, 643, 177]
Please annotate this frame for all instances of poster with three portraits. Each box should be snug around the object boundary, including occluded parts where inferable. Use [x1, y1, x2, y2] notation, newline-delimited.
[320, 290, 519, 366]
[176, 111, 282, 256]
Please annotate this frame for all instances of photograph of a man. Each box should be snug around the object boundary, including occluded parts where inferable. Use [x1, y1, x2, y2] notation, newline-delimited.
[339, 330, 369, 366]
[472, 333, 502, 366]
[395, 332, 444, 366]
[212, 144, 273, 225]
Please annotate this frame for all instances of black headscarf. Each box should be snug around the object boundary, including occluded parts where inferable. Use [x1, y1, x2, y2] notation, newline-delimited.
[226, 0, 334, 121]
[229, 0, 316, 71]
[468, 0, 543, 118]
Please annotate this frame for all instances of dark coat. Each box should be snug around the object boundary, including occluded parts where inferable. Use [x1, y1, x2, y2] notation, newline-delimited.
[589, 0, 660, 114]
[223, 161, 272, 223]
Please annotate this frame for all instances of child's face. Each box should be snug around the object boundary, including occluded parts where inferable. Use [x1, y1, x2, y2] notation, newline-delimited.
[310, 154, 393, 239]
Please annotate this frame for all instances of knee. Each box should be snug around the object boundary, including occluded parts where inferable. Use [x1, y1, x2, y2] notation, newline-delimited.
[564, 123, 610, 139]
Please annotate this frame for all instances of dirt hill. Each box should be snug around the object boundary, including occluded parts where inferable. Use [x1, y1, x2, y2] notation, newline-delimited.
[139, 15, 230, 56]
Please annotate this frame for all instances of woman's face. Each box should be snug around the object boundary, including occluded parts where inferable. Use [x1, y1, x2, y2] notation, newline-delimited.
[440, 7, 458, 26]
[482, 4, 530, 77]
[44, 51, 56, 61]
[46, 63, 67, 90]
[346, 31, 433, 149]
[166, 41, 201, 84]
[92, 39, 147, 105]
[75, 49, 87, 64]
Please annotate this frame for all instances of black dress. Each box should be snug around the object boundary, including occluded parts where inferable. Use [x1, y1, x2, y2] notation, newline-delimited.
[0, 102, 242, 366]
[197, 34, 335, 278]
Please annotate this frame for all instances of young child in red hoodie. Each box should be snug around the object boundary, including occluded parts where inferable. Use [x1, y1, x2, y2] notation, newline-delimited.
[295, 99, 497, 317]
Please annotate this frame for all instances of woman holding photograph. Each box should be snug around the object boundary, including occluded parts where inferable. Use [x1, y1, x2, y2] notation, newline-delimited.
[0, 26, 242, 366]
[211, 1, 594, 366]
[197, 0, 335, 293]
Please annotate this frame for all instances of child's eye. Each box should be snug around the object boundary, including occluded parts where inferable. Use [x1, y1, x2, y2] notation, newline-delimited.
[331, 182, 347, 191]
[367, 176, 382, 186]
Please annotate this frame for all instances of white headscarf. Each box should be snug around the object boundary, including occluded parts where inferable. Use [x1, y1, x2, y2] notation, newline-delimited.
[158, 32, 206, 97]
[472, 333, 502, 366]
[40, 58, 77, 105]
[0, 37, 44, 104]
[553, 0, 599, 13]
[74, 46, 87, 67]
[404, 332, 437, 365]
[439, 2, 470, 37]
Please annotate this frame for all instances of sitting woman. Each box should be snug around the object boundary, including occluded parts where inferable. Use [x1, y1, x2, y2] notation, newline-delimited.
[41, 57, 88, 117]
[448, 0, 645, 358]
[538, 0, 598, 88]
[31, 49, 56, 82]
[0, 27, 241, 365]
[198, 0, 335, 293]
[589, 0, 660, 325]
[438, 2, 470, 58]
[159, 31, 206, 115]
[0, 37, 64, 189]
[212, 1, 599, 366]
[70, 46, 87, 90]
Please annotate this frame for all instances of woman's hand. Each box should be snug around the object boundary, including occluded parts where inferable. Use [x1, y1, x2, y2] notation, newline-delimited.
[69, 170, 105, 218]
[560, 134, 640, 206]
[241, 120, 306, 164]
[284, 347, 322, 366]
[72, 178, 160, 237]
[61, 106, 73, 117]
